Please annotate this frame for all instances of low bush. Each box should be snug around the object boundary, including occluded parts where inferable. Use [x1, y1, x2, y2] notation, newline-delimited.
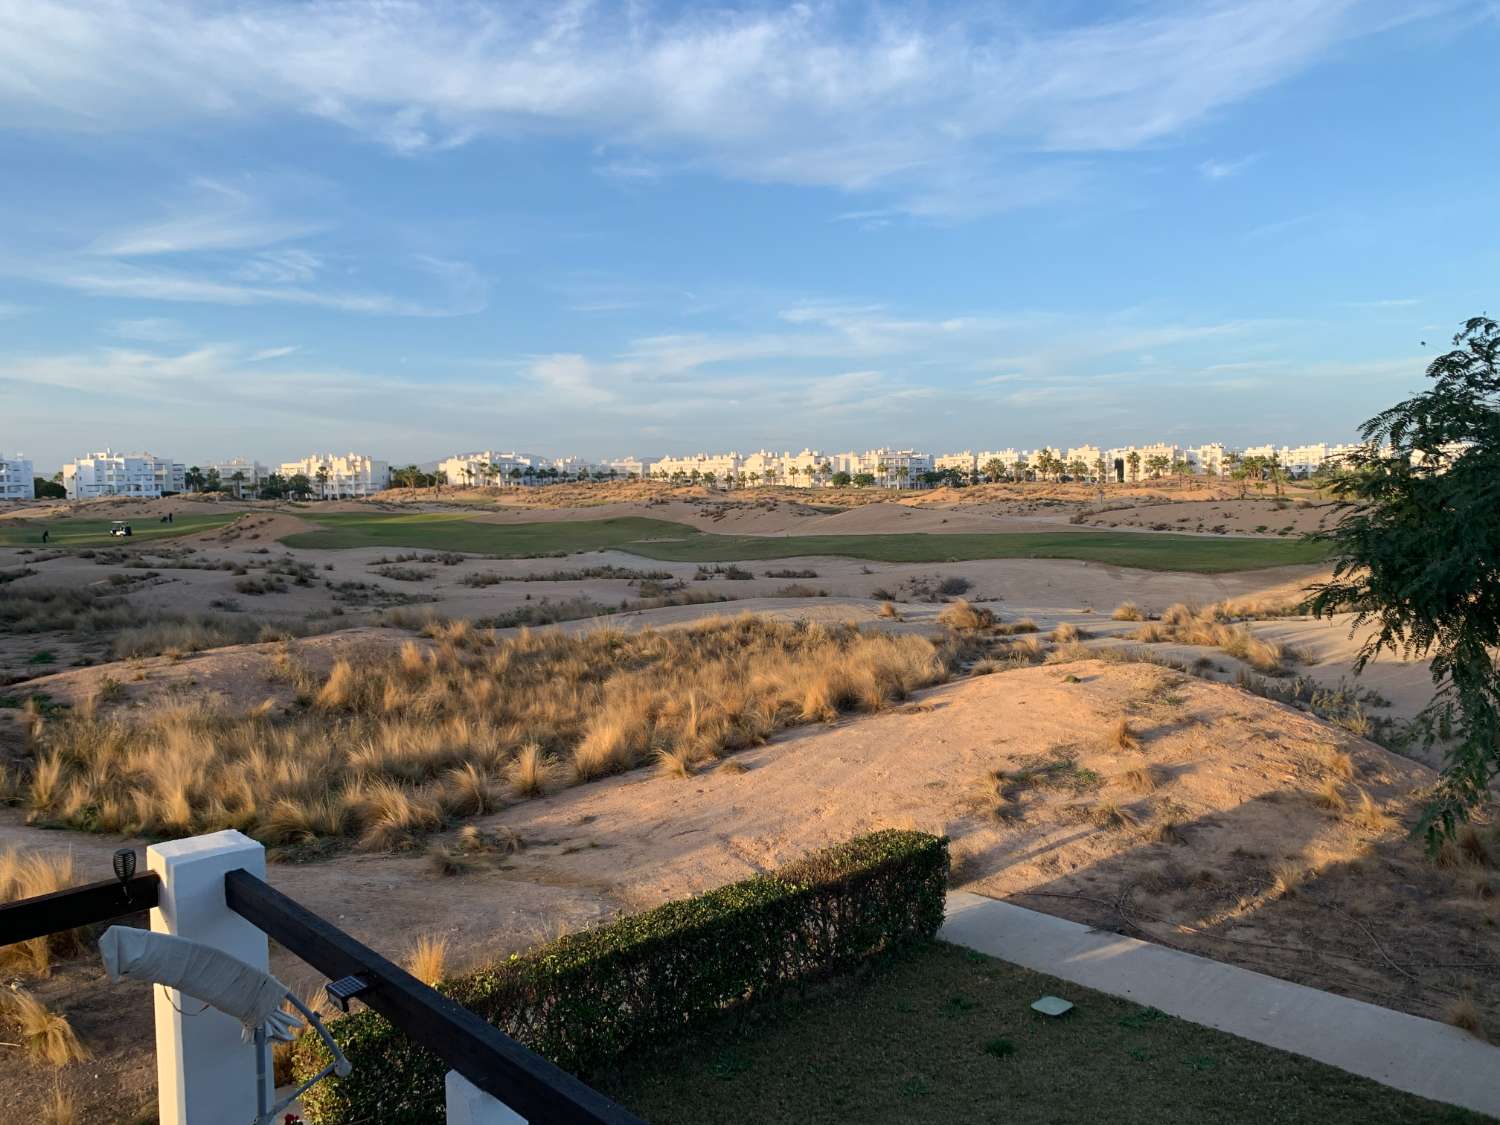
[294, 830, 949, 1124]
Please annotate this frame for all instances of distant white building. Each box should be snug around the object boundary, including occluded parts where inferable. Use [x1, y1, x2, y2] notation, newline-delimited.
[827, 448, 933, 487]
[438, 451, 539, 488]
[278, 452, 390, 498]
[1186, 444, 1227, 476]
[0, 452, 34, 501]
[200, 458, 269, 496]
[935, 451, 978, 477]
[648, 451, 743, 483]
[63, 450, 185, 499]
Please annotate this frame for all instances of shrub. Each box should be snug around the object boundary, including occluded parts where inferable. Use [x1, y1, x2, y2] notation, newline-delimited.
[294, 831, 949, 1124]
[937, 599, 993, 632]
[1111, 602, 1143, 622]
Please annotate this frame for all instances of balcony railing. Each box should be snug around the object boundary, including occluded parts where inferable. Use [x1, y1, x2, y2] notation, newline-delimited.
[0, 831, 642, 1125]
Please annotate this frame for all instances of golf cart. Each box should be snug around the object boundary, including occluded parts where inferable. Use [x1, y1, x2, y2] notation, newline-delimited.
[109, 520, 132, 537]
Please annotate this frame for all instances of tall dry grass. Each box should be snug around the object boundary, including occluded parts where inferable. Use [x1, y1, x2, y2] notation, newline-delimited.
[1132, 601, 1292, 673]
[3, 990, 89, 1066]
[23, 616, 947, 852]
[0, 848, 86, 975]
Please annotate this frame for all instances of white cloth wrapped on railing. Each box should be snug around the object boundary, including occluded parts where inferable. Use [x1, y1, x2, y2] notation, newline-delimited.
[100, 925, 301, 1042]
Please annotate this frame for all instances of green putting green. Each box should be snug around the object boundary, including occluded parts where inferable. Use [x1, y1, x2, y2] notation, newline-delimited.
[0, 513, 238, 547]
[279, 513, 1329, 573]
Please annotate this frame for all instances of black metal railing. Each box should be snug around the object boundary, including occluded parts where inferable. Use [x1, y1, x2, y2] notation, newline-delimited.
[225, 868, 642, 1125]
[0, 862, 641, 1124]
[0, 871, 159, 946]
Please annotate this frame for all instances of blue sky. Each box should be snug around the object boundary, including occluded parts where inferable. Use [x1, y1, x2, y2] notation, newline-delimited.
[2, 1, 1496, 470]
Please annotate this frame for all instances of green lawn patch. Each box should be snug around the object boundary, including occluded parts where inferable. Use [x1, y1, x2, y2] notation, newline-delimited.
[0, 514, 238, 547]
[602, 940, 1481, 1124]
[280, 513, 1327, 573]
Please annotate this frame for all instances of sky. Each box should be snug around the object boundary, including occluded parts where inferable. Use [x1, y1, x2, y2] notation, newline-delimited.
[1, 0, 1497, 471]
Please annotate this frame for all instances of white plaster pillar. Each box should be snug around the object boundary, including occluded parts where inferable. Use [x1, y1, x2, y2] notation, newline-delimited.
[148, 830, 271, 1125]
[446, 1070, 528, 1125]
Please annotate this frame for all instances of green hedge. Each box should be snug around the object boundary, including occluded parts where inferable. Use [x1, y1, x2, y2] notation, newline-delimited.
[294, 829, 948, 1123]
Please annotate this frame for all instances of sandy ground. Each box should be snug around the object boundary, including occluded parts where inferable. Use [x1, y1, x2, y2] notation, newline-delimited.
[0, 661, 1490, 1122]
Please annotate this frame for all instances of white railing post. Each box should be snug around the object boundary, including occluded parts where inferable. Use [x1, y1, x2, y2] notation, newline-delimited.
[446, 1070, 528, 1124]
[148, 829, 271, 1125]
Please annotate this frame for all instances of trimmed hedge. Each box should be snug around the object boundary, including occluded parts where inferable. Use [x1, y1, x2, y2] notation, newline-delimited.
[294, 829, 948, 1123]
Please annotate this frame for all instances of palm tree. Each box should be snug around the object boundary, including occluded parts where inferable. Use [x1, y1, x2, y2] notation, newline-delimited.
[788, 465, 800, 488]
[1267, 452, 1287, 497]
[315, 465, 331, 499]
[1126, 451, 1141, 484]
[749, 471, 761, 487]
[228, 470, 247, 499]
[982, 458, 1004, 483]
[1144, 454, 1169, 480]
[895, 465, 910, 489]
[185, 466, 204, 492]
[876, 461, 889, 488]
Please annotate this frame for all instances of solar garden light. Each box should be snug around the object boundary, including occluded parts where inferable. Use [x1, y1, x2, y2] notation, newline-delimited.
[100, 926, 351, 1125]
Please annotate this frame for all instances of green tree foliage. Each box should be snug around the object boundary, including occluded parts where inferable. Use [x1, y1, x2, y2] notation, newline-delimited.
[32, 476, 65, 499]
[1308, 316, 1500, 844]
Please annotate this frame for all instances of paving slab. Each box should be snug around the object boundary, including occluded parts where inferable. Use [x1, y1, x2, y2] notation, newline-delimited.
[942, 890, 1500, 1118]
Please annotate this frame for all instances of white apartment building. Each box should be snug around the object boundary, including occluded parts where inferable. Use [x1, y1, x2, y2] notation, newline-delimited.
[827, 448, 933, 487]
[200, 459, 269, 495]
[1185, 444, 1227, 476]
[648, 452, 743, 482]
[63, 450, 185, 499]
[1064, 446, 1105, 474]
[0, 453, 34, 501]
[976, 449, 1026, 477]
[278, 453, 390, 498]
[935, 451, 978, 476]
[600, 457, 647, 479]
[438, 451, 539, 488]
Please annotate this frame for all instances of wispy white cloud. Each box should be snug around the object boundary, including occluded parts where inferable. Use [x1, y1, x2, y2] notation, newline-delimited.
[88, 179, 319, 256]
[1198, 154, 1260, 179]
[1339, 297, 1423, 308]
[0, 0, 1455, 217]
[247, 345, 299, 362]
[13, 249, 486, 317]
[108, 317, 189, 341]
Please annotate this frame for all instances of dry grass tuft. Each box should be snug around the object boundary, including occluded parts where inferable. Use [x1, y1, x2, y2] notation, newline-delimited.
[3, 990, 89, 1066]
[1270, 859, 1305, 897]
[1147, 818, 1184, 845]
[655, 745, 696, 779]
[1111, 601, 1143, 622]
[937, 599, 994, 632]
[1447, 994, 1488, 1041]
[1348, 789, 1396, 833]
[877, 600, 901, 620]
[1313, 778, 1348, 813]
[1089, 801, 1139, 831]
[1319, 743, 1355, 779]
[1120, 765, 1162, 794]
[1109, 718, 1141, 753]
[41, 1084, 77, 1125]
[1131, 602, 1292, 673]
[404, 933, 448, 987]
[1458, 824, 1493, 868]
[718, 759, 749, 775]
[1051, 621, 1088, 644]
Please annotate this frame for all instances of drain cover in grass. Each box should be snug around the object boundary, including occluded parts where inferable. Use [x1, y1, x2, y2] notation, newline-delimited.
[1031, 996, 1074, 1017]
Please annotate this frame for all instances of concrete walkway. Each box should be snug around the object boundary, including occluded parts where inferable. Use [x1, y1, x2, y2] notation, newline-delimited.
[942, 891, 1500, 1118]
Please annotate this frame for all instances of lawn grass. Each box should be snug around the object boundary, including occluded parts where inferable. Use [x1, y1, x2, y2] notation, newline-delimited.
[0, 513, 238, 547]
[280, 513, 1328, 573]
[601, 940, 1481, 1124]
